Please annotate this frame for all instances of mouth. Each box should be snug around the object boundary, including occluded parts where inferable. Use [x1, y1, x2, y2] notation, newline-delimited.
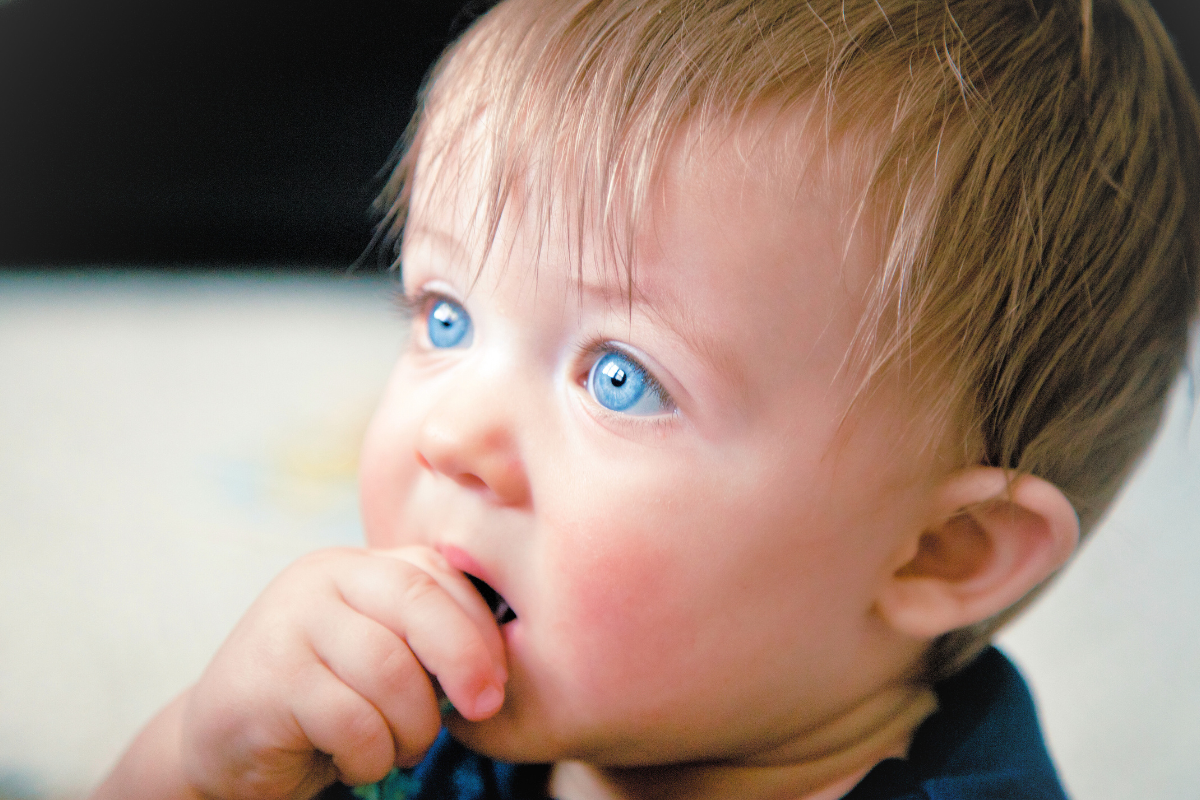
[466, 573, 517, 625]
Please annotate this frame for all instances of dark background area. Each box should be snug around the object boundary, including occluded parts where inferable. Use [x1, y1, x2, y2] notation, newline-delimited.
[0, 0, 1195, 269]
[0, 0, 482, 268]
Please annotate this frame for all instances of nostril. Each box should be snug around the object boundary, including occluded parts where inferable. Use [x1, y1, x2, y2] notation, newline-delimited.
[417, 451, 486, 490]
[456, 473, 488, 491]
[415, 423, 528, 505]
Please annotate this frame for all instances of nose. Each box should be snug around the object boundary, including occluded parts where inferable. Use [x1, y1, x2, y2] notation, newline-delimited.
[414, 376, 531, 507]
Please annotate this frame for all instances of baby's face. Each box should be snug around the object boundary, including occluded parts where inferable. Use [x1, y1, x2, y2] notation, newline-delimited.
[360, 125, 940, 766]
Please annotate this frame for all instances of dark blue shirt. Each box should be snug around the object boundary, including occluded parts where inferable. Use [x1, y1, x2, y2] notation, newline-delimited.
[322, 647, 1067, 800]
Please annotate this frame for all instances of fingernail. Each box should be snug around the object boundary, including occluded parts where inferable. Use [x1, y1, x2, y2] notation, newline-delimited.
[473, 684, 504, 717]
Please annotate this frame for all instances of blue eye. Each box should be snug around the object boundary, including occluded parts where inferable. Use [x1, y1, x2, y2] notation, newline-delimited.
[427, 298, 472, 348]
[587, 350, 671, 416]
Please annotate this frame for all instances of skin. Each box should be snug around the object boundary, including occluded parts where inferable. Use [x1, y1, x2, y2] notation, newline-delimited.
[94, 117, 1084, 800]
[357, 123, 945, 796]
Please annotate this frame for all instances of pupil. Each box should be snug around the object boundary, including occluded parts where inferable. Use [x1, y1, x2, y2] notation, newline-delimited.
[601, 360, 627, 387]
[427, 298, 471, 349]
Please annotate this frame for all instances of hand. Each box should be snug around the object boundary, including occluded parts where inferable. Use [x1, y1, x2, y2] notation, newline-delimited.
[179, 546, 508, 800]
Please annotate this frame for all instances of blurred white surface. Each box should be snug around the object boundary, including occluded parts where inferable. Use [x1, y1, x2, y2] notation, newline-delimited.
[0, 272, 402, 797]
[999, 365, 1200, 800]
[0, 272, 1197, 798]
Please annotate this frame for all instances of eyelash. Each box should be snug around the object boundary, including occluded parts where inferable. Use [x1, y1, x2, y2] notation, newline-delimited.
[398, 286, 465, 347]
[395, 286, 438, 324]
[398, 286, 678, 422]
[574, 341, 678, 419]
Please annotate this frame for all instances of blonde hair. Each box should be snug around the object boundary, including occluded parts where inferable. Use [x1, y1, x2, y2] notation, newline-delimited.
[376, 0, 1200, 680]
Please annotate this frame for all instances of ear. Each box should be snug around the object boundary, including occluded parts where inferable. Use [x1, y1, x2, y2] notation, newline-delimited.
[877, 467, 1079, 639]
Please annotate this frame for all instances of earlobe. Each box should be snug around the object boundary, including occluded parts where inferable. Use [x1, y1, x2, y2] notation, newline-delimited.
[878, 468, 1080, 640]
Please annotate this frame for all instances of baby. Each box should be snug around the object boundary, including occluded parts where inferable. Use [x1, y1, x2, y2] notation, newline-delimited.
[94, 0, 1200, 798]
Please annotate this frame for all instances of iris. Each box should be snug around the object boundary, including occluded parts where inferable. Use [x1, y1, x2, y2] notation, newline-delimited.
[587, 350, 669, 416]
[427, 298, 472, 348]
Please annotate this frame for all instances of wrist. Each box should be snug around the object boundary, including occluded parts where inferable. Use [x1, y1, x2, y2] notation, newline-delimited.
[91, 689, 213, 800]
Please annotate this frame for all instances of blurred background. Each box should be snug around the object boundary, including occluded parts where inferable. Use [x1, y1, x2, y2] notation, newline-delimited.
[0, 0, 485, 266]
[1, 0, 1198, 798]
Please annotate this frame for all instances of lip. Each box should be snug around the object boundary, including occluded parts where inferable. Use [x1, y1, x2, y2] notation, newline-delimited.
[436, 543, 489, 580]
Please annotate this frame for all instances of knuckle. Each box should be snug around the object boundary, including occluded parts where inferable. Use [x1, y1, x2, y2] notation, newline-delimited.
[373, 642, 420, 695]
[399, 569, 445, 611]
[336, 704, 393, 767]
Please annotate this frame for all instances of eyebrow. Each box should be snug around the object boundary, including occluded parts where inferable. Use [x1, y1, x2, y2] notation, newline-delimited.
[576, 278, 751, 399]
[649, 293, 751, 399]
[407, 221, 751, 399]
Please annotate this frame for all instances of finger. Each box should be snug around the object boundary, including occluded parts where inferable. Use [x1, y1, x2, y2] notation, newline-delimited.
[374, 547, 508, 670]
[387, 547, 507, 652]
[292, 662, 397, 787]
[309, 604, 442, 767]
[334, 552, 508, 721]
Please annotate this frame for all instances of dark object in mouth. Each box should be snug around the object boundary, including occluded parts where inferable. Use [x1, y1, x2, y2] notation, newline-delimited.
[467, 574, 517, 625]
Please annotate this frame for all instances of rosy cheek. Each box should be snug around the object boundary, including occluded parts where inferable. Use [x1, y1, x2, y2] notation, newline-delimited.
[539, 524, 705, 714]
[554, 539, 671, 635]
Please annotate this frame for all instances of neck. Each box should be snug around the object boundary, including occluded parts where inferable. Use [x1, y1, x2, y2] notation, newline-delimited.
[549, 683, 936, 800]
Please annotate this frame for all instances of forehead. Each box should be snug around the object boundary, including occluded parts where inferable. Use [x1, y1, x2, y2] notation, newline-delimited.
[405, 105, 878, 297]
[645, 122, 882, 381]
[405, 111, 885, 416]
